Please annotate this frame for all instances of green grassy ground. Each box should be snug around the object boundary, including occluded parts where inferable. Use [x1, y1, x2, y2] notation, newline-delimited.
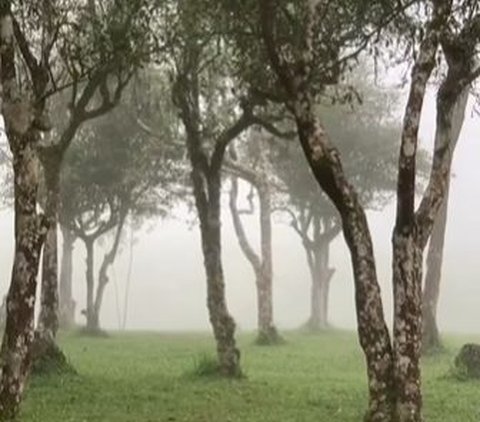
[20, 330, 480, 421]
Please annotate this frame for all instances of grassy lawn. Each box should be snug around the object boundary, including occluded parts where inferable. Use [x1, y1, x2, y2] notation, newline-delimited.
[20, 330, 480, 421]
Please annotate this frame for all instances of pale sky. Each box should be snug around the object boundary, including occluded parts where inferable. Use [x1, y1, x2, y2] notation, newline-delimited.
[0, 87, 479, 335]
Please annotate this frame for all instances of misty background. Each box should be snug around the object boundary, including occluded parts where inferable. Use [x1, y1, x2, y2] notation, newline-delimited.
[0, 88, 479, 334]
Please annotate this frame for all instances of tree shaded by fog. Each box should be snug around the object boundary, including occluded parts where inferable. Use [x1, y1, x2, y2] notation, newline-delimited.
[35, 0, 154, 365]
[0, 0, 479, 420]
[162, 0, 284, 376]
[0, 1, 154, 415]
[59, 101, 176, 333]
[422, 87, 470, 354]
[227, 133, 283, 345]
[272, 73, 404, 331]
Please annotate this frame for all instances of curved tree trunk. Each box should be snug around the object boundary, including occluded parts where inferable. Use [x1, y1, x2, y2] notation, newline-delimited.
[59, 226, 76, 329]
[197, 172, 240, 376]
[173, 45, 244, 376]
[421, 88, 469, 354]
[229, 174, 279, 344]
[92, 212, 127, 332]
[292, 105, 395, 419]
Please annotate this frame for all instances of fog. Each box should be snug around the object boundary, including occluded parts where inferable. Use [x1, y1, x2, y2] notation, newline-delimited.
[1, 89, 479, 335]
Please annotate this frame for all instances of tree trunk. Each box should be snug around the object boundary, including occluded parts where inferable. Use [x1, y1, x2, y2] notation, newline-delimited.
[173, 44, 244, 377]
[228, 175, 278, 345]
[92, 213, 126, 333]
[195, 170, 240, 376]
[0, 131, 47, 419]
[37, 159, 61, 340]
[0, 7, 50, 415]
[291, 101, 395, 419]
[206, 176, 239, 375]
[307, 241, 335, 331]
[422, 194, 447, 353]
[391, 230, 424, 421]
[84, 239, 96, 332]
[59, 226, 76, 329]
[422, 87, 469, 354]
[255, 182, 279, 343]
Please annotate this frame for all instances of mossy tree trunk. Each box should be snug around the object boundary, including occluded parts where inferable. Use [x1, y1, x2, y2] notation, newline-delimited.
[0, 4, 50, 418]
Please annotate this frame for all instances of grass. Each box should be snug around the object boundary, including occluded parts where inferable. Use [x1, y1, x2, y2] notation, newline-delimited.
[20, 330, 480, 421]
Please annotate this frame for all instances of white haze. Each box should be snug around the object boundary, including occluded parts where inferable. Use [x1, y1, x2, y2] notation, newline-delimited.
[0, 88, 479, 335]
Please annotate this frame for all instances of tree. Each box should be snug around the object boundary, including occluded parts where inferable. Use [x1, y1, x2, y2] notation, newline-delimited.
[272, 74, 403, 331]
[163, 0, 279, 376]
[35, 0, 154, 358]
[60, 99, 175, 333]
[58, 225, 77, 329]
[226, 133, 282, 345]
[224, 0, 480, 419]
[421, 87, 470, 354]
[0, 2, 55, 416]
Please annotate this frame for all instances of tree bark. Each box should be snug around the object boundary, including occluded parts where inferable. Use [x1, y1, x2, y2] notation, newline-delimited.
[292, 103, 396, 419]
[259, 0, 470, 419]
[92, 212, 127, 332]
[172, 46, 246, 375]
[0, 129, 48, 419]
[229, 174, 279, 344]
[306, 237, 335, 331]
[0, 6, 49, 418]
[36, 157, 61, 340]
[59, 226, 76, 329]
[197, 171, 240, 376]
[84, 239, 96, 332]
[256, 181, 277, 342]
[421, 87, 469, 354]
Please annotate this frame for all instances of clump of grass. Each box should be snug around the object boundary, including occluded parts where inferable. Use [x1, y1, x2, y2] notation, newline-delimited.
[187, 353, 244, 379]
[192, 354, 221, 377]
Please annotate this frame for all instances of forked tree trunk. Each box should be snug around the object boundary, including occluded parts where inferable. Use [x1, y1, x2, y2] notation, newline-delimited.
[0, 131, 48, 419]
[0, 7, 49, 417]
[229, 174, 278, 344]
[260, 0, 464, 418]
[306, 240, 335, 331]
[173, 46, 243, 376]
[59, 226, 76, 329]
[422, 87, 469, 354]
